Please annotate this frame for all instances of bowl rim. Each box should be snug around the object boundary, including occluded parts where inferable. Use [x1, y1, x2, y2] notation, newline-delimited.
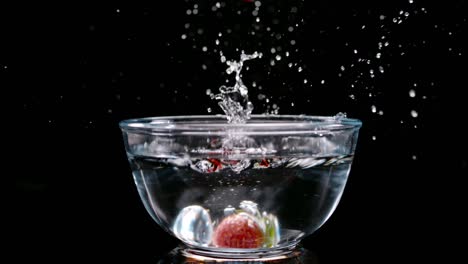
[119, 115, 362, 136]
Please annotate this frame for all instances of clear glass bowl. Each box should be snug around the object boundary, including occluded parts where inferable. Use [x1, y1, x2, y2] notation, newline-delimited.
[120, 115, 361, 259]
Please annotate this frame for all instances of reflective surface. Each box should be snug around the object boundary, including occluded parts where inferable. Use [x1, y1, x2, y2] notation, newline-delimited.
[121, 115, 361, 258]
[158, 245, 319, 264]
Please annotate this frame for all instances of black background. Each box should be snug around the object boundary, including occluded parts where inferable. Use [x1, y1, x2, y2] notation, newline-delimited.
[9, 1, 466, 262]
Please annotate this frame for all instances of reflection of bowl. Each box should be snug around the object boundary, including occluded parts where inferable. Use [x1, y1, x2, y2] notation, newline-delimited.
[120, 115, 361, 259]
[158, 245, 319, 264]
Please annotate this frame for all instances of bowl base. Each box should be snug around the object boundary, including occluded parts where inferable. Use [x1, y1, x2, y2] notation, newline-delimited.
[178, 243, 303, 261]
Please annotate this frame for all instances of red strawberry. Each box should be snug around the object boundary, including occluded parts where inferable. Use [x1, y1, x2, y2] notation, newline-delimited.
[213, 213, 264, 248]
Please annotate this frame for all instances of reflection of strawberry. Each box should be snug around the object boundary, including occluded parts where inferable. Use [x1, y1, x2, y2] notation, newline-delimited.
[213, 213, 264, 248]
[207, 158, 222, 172]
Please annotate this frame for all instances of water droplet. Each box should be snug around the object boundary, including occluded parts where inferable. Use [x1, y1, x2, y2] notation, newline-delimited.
[340, 66, 345, 71]
[275, 55, 282, 61]
[207, 107, 212, 113]
[256, 17, 260, 23]
[270, 48, 276, 54]
[321, 80, 325, 84]
[290, 40, 296, 45]
[376, 53, 381, 59]
[216, 2, 221, 8]
[411, 110, 418, 118]
[379, 66, 384, 73]
[379, 15, 386, 20]
[404, 12, 410, 17]
[353, 49, 358, 54]
[288, 26, 294, 32]
[378, 110, 384, 115]
[298, 67, 303, 72]
[412, 155, 417, 160]
[215, 39, 220, 45]
[255, 1, 262, 7]
[202, 46, 207, 52]
[304, 79, 308, 84]
[372, 136, 377, 141]
[181, 34, 187, 40]
[186, 9, 192, 15]
[409, 89, 416, 97]
[288, 63, 293, 68]
[116, 9, 120, 13]
[371, 105, 377, 113]
[349, 94, 355, 100]
[409, 0, 414, 3]
[202, 64, 207, 70]
[291, 102, 295, 107]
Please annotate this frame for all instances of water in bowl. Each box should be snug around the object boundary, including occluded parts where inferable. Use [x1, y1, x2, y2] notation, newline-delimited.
[129, 153, 352, 251]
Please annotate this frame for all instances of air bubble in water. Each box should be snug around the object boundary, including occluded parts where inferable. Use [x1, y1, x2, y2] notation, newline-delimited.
[411, 110, 418, 118]
[298, 67, 303, 72]
[409, 89, 416, 97]
[371, 105, 377, 113]
[173, 205, 213, 246]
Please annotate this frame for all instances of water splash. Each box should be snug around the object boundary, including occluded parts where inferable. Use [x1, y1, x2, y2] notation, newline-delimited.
[212, 51, 263, 123]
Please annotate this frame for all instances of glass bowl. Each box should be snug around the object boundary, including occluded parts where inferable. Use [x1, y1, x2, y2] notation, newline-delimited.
[120, 115, 361, 259]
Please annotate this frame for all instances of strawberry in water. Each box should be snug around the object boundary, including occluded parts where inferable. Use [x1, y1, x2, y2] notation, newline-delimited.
[213, 213, 264, 248]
